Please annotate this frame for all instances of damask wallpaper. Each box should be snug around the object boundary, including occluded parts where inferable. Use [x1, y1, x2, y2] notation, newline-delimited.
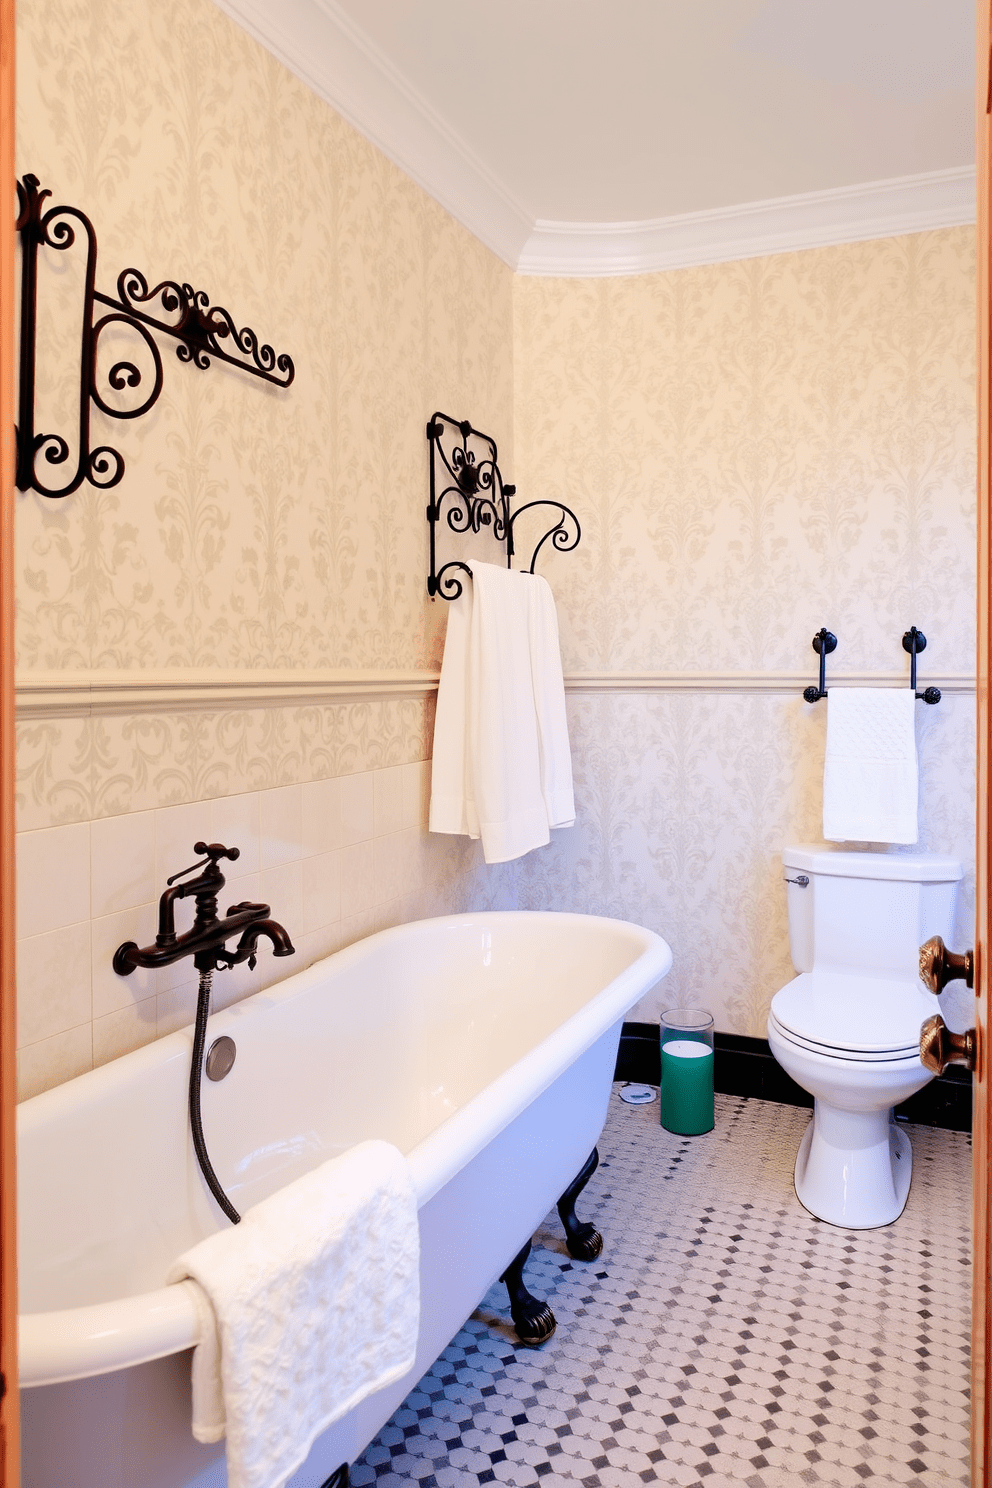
[512, 234, 977, 1030]
[513, 232, 975, 677]
[12, 0, 978, 1094]
[15, 0, 513, 682]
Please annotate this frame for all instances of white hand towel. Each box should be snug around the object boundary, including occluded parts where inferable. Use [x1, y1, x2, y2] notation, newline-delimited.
[428, 583, 477, 840]
[822, 687, 918, 845]
[468, 561, 551, 861]
[429, 560, 574, 862]
[528, 573, 575, 830]
[167, 1140, 419, 1488]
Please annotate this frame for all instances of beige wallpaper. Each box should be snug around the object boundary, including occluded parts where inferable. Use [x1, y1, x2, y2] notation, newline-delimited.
[16, 0, 513, 682]
[513, 232, 975, 677]
[513, 233, 977, 1031]
[13, 0, 979, 1084]
[15, 697, 433, 832]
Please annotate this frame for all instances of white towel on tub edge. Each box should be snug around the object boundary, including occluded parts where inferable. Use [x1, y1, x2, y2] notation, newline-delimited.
[167, 1139, 419, 1488]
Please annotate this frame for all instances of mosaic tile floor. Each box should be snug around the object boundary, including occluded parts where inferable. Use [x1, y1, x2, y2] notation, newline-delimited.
[351, 1091, 972, 1488]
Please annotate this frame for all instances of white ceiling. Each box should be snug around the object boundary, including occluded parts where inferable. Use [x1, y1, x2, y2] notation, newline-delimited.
[214, 0, 977, 273]
[333, 0, 974, 222]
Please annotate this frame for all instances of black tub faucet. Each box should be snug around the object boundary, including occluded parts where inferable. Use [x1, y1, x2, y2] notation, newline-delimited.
[113, 841, 296, 977]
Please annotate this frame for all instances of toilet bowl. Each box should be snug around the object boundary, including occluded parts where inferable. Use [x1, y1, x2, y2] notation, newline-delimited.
[768, 845, 962, 1229]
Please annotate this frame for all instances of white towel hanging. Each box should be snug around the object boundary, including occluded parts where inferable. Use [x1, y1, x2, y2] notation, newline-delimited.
[429, 560, 574, 863]
[822, 687, 918, 845]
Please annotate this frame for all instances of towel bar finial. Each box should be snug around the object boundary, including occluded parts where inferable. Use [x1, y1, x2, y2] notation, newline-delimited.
[902, 628, 941, 704]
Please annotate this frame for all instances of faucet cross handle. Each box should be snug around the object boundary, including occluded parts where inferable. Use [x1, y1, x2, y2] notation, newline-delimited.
[167, 841, 241, 886]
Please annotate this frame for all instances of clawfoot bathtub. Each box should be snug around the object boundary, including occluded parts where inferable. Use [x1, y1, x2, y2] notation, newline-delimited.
[18, 911, 671, 1488]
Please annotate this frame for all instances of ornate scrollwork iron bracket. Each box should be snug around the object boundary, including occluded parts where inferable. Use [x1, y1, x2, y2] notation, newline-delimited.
[14, 174, 295, 500]
[426, 411, 580, 600]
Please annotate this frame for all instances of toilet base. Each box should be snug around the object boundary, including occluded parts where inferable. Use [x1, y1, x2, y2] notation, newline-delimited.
[793, 1101, 912, 1229]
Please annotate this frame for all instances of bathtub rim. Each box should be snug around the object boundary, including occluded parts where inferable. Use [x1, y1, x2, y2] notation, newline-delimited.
[18, 909, 672, 1388]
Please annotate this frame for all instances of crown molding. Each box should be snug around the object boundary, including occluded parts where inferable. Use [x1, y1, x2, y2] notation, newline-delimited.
[15, 668, 974, 719]
[517, 167, 977, 277]
[207, 0, 533, 267]
[210, 1, 974, 279]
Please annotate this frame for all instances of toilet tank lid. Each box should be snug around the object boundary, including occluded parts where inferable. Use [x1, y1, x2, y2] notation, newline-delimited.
[781, 844, 963, 882]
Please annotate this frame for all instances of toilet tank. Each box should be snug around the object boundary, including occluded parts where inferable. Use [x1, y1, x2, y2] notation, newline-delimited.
[782, 845, 962, 979]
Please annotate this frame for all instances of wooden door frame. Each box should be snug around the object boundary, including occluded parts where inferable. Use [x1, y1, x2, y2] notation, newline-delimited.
[977, 2, 992, 1482]
[0, 7, 986, 1488]
[0, 0, 16, 1480]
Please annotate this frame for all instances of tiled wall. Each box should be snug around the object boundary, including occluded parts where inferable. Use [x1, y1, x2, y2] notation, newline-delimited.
[15, 759, 521, 1101]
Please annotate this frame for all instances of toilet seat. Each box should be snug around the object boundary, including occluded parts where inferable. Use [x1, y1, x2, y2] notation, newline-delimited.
[770, 971, 938, 1061]
[768, 1010, 921, 1063]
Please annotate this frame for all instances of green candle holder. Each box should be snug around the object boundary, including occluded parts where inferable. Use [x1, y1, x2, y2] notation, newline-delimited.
[659, 1008, 714, 1135]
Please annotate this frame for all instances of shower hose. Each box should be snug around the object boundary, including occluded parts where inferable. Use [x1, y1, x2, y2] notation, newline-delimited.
[189, 968, 241, 1225]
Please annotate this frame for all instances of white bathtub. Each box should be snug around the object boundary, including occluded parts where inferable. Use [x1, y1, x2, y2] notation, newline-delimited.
[18, 910, 671, 1488]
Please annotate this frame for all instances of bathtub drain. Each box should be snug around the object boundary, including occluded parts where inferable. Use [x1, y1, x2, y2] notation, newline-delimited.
[206, 1035, 237, 1081]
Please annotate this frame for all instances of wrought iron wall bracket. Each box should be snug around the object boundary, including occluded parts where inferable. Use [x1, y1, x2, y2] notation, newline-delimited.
[15, 174, 295, 500]
[426, 411, 580, 600]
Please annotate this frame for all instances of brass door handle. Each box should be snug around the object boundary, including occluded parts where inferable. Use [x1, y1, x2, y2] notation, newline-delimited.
[920, 1014, 976, 1075]
[919, 936, 974, 994]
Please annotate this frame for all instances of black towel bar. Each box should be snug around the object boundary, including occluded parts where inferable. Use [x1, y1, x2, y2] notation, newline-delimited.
[803, 626, 941, 704]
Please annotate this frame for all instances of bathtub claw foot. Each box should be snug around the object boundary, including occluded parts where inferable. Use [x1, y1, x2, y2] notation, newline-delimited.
[500, 1240, 557, 1346]
[557, 1146, 603, 1260]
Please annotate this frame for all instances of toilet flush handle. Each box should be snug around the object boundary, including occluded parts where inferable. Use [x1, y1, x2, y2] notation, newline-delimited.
[918, 936, 974, 994]
[920, 1015, 976, 1075]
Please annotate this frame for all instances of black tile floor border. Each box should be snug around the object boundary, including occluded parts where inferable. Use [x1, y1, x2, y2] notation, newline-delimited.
[351, 1090, 972, 1488]
[616, 1024, 973, 1133]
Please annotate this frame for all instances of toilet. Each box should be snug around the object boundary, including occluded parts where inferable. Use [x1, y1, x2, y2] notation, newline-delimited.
[767, 844, 962, 1229]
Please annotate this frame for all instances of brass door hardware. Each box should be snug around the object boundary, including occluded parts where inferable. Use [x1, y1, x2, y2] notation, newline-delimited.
[920, 1014, 977, 1076]
[919, 936, 974, 994]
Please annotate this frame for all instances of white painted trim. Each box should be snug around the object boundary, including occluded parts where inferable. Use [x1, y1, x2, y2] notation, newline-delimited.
[517, 168, 977, 277]
[207, 0, 532, 267]
[14, 670, 441, 719]
[565, 670, 975, 696]
[15, 668, 975, 719]
[208, 1, 974, 277]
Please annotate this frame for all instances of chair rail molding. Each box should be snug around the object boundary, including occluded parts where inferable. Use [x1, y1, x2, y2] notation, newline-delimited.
[564, 670, 975, 696]
[15, 668, 976, 719]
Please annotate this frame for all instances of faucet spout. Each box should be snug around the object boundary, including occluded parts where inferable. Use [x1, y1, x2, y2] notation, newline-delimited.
[228, 919, 296, 967]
